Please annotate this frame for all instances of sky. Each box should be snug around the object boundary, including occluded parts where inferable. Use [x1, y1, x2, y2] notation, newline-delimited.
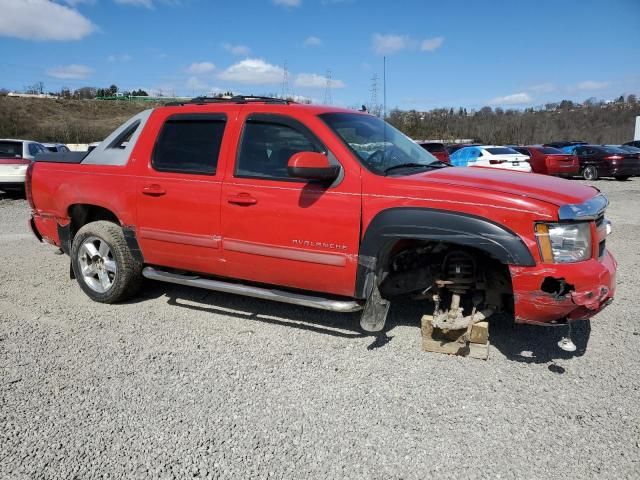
[0, 0, 639, 111]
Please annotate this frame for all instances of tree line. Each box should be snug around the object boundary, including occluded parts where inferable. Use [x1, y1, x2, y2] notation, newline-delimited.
[386, 95, 639, 145]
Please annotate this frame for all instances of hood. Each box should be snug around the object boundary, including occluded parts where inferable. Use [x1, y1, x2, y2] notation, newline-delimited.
[405, 167, 598, 207]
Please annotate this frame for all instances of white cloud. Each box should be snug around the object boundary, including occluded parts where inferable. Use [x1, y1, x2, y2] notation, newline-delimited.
[223, 43, 251, 56]
[186, 62, 216, 75]
[273, 0, 301, 6]
[303, 36, 322, 47]
[420, 36, 444, 52]
[528, 82, 555, 93]
[107, 54, 132, 63]
[576, 80, 609, 91]
[46, 64, 94, 79]
[489, 92, 533, 105]
[294, 73, 345, 89]
[372, 33, 411, 55]
[218, 58, 284, 85]
[0, 0, 95, 41]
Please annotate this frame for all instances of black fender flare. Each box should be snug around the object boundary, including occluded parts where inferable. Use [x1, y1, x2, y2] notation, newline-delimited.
[355, 207, 535, 299]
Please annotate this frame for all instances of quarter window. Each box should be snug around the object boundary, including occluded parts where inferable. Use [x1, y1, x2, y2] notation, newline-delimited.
[236, 119, 322, 180]
[153, 117, 226, 175]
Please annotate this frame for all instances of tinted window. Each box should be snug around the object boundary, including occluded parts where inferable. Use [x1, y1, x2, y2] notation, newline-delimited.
[153, 118, 226, 174]
[600, 146, 627, 155]
[46, 146, 57, 152]
[236, 119, 322, 180]
[486, 147, 520, 155]
[539, 147, 564, 154]
[420, 142, 445, 153]
[28, 143, 40, 156]
[512, 147, 529, 155]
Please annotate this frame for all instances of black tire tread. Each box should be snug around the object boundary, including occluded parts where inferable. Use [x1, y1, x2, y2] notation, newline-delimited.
[71, 220, 143, 303]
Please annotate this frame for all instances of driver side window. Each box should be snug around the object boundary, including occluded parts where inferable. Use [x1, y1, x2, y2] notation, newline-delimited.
[236, 118, 323, 181]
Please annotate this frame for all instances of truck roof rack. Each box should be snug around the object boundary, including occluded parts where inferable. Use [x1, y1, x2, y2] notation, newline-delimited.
[166, 95, 293, 106]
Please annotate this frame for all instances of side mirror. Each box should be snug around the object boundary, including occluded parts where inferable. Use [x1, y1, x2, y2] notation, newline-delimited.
[287, 152, 340, 181]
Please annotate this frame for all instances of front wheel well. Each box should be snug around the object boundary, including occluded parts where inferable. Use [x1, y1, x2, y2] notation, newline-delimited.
[376, 239, 514, 314]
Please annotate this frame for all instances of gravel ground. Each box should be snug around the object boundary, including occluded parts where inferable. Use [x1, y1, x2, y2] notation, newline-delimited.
[1, 180, 639, 479]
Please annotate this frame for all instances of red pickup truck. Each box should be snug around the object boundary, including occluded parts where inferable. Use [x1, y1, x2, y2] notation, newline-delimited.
[27, 96, 616, 339]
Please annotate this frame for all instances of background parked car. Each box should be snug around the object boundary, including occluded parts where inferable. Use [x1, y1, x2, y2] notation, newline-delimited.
[512, 145, 579, 177]
[417, 142, 450, 163]
[571, 145, 640, 180]
[449, 145, 532, 172]
[0, 139, 47, 191]
[43, 143, 70, 153]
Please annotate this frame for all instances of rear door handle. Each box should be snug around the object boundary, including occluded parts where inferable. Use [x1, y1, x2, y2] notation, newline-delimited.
[142, 184, 166, 196]
[227, 193, 257, 206]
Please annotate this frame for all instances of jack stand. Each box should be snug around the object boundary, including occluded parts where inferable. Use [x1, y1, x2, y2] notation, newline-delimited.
[557, 321, 577, 352]
[421, 314, 490, 360]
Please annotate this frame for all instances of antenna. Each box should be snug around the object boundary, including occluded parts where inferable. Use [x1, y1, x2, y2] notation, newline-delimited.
[324, 69, 333, 105]
[281, 61, 290, 99]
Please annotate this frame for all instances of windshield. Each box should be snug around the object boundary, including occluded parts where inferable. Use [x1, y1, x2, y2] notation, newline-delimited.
[486, 147, 521, 155]
[319, 112, 440, 175]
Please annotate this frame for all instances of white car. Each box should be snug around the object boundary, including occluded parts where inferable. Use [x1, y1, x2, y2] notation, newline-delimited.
[450, 145, 532, 172]
[0, 139, 47, 190]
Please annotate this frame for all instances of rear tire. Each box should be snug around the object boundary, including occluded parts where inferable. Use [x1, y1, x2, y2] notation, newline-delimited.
[582, 166, 598, 181]
[71, 220, 142, 303]
[614, 175, 630, 181]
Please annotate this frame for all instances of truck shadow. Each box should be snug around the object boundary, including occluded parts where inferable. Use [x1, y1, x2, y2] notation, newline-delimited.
[133, 281, 590, 363]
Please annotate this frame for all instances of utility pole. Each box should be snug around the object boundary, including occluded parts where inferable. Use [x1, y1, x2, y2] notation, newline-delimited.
[324, 69, 333, 105]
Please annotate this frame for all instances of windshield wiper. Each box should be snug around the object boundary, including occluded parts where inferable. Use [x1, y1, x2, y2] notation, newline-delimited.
[383, 162, 447, 175]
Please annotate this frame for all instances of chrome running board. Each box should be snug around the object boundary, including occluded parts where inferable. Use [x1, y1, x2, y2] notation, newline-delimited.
[142, 267, 363, 313]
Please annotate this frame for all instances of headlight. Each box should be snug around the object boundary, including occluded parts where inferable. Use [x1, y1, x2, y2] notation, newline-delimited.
[535, 223, 592, 263]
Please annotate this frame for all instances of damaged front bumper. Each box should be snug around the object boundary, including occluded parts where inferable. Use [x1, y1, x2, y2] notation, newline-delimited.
[509, 250, 616, 324]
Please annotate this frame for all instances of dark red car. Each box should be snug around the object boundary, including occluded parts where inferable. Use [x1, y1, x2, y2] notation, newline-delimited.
[573, 145, 640, 181]
[512, 145, 579, 177]
[418, 142, 450, 163]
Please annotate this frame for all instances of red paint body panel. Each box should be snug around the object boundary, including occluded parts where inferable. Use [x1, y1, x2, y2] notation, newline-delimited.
[28, 102, 617, 325]
[510, 251, 616, 324]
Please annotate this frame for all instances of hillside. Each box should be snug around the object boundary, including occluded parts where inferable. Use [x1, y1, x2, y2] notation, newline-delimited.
[387, 99, 640, 145]
[0, 95, 638, 145]
[0, 97, 162, 143]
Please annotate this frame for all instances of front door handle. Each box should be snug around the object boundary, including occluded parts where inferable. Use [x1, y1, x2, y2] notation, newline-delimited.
[227, 193, 257, 206]
[142, 184, 166, 196]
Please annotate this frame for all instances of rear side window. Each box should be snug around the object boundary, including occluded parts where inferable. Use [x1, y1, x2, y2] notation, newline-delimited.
[236, 117, 323, 180]
[28, 143, 42, 156]
[153, 115, 226, 175]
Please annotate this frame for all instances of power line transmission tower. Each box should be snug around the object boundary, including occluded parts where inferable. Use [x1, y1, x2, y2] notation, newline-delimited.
[281, 61, 290, 99]
[323, 69, 333, 105]
[370, 73, 380, 116]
